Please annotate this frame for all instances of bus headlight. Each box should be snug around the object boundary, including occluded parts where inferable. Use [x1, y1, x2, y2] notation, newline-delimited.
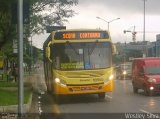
[55, 78, 66, 86]
[109, 75, 114, 80]
[55, 78, 60, 83]
[147, 78, 156, 83]
[104, 75, 114, 84]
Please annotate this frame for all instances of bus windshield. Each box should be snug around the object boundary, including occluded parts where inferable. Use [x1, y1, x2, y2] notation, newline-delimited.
[52, 42, 112, 70]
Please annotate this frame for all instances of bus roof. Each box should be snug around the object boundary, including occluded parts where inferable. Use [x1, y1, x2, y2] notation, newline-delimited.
[51, 29, 108, 33]
[43, 29, 112, 48]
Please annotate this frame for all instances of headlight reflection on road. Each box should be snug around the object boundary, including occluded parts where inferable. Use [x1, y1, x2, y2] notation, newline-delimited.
[148, 98, 156, 107]
[120, 80, 127, 91]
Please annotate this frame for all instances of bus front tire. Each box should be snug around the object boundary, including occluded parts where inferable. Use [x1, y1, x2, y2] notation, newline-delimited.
[54, 94, 60, 103]
[98, 93, 105, 99]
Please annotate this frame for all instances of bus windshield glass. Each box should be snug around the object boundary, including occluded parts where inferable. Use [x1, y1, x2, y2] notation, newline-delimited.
[52, 42, 112, 70]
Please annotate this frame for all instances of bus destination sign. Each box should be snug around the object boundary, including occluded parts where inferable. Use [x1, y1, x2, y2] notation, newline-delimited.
[54, 31, 109, 40]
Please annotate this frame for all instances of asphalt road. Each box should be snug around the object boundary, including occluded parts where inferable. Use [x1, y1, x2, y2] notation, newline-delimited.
[30, 67, 160, 119]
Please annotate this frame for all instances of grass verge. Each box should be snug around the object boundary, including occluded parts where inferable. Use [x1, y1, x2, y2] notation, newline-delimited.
[0, 88, 31, 106]
[0, 81, 31, 87]
[0, 81, 32, 106]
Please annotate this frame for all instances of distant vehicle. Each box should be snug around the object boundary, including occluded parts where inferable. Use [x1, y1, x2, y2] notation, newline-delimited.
[116, 62, 132, 80]
[132, 57, 160, 96]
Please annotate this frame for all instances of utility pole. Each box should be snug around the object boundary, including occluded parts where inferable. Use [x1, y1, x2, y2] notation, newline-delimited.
[143, 0, 146, 42]
[123, 26, 137, 42]
[18, 0, 24, 116]
[143, 0, 147, 57]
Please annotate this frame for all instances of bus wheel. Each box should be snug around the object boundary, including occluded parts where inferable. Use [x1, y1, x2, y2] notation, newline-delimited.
[98, 93, 105, 99]
[54, 94, 61, 104]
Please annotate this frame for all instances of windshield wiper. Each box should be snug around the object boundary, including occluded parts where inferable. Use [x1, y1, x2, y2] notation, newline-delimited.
[89, 40, 99, 55]
[66, 41, 79, 56]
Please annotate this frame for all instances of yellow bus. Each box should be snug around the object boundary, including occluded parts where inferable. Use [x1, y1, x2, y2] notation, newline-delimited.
[43, 29, 115, 100]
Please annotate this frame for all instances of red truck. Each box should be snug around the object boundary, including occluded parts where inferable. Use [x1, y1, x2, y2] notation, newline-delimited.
[132, 57, 160, 96]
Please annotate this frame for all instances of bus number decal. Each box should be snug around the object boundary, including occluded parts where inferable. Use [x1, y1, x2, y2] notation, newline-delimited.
[63, 33, 76, 39]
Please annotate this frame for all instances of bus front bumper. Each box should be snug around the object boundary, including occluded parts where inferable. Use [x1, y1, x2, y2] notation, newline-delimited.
[54, 79, 114, 95]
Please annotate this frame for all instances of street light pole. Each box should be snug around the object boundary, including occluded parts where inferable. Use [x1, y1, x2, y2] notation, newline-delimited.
[96, 17, 120, 32]
[143, 0, 146, 42]
[142, 0, 147, 57]
[18, 0, 24, 116]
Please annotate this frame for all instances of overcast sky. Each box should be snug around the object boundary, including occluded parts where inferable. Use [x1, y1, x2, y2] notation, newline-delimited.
[33, 0, 160, 49]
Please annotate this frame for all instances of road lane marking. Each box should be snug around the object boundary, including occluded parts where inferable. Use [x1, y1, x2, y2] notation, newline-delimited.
[40, 91, 45, 95]
[140, 109, 160, 118]
[105, 94, 112, 99]
[140, 109, 150, 113]
[39, 107, 43, 114]
[38, 96, 41, 99]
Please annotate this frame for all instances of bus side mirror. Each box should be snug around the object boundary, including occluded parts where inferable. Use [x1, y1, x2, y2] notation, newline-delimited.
[46, 47, 52, 62]
[46, 47, 50, 58]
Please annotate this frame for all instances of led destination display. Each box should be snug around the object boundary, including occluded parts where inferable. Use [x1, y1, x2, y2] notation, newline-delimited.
[54, 31, 109, 40]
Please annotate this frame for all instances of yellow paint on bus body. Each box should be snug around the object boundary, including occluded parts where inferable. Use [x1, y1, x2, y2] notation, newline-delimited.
[52, 68, 114, 95]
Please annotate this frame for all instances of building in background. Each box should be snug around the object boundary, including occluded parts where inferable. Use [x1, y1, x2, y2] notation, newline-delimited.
[115, 40, 157, 63]
[155, 34, 160, 57]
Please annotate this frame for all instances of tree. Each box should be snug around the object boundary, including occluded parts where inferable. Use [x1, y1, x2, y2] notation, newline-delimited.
[0, 0, 78, 49]
[28, 0, 78, 36]
[0, 0, 78, 70]
[0, 0, 16, 49]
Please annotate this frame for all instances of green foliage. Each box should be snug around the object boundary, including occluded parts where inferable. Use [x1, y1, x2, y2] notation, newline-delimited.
[0, 0, 15, 49]
[0, 89, 31, 106]
[0, 81, 32, 106]
[0, 81, 31, 87]
[0, 0, 78, 48]
[28, 0, 78, 36]
[0, 0, 78, 68]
